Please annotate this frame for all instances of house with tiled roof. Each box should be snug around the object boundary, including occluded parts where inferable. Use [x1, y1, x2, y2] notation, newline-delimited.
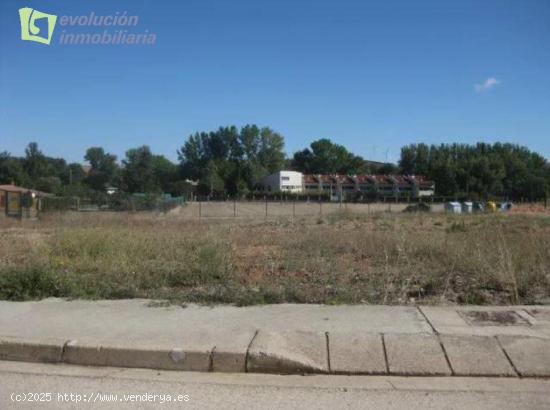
[261, 171, 434, 200]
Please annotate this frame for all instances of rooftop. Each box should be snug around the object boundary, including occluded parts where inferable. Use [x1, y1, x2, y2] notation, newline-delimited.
[0, 184, 53, 197]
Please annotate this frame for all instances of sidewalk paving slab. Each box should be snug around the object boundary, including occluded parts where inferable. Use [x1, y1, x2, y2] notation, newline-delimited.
[497, 336, 550, 377]
[247, 330, 328, 374]
[0, 299, 433, 336]
[440, 335, 516, 377]
[419, 306, 548, 338]
[328, 333, 386, 374]
[384, 334, 451, 376]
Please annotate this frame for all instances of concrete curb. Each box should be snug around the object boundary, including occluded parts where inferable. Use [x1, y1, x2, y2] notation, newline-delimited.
[0, 337, 65, 364]
[1, 332, 549, 377]
[247, 330, 329, 374]
[62, 342, 212, 371]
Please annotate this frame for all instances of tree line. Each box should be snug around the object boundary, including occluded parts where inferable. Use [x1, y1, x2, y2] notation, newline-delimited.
[1, 125, 549, 200]
[399, 143, 549, 200]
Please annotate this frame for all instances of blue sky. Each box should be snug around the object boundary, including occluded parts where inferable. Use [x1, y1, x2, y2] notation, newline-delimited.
[1, 0, 549, 164]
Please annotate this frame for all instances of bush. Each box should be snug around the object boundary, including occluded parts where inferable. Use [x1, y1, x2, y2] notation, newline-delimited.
[0, 268, 60, 300]
[403, 203, 431, 212]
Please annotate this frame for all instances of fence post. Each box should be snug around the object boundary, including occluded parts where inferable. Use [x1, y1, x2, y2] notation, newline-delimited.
[319, 201, 322, 215]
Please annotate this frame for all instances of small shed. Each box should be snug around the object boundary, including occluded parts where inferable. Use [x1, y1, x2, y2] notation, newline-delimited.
[0, 184, 52, 219]
[461, 202, 473, 213]
[444, 201, 462, 214]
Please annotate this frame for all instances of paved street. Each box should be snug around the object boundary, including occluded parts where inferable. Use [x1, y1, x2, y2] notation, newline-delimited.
[1, 361, 550, 410]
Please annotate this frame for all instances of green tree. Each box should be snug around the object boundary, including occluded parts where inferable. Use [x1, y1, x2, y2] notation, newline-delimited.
[257, 127, 286, 173]
[23, 142, 47, 181]
[198, 160, 226, 196]
[398, 142, 549, 199]
[122, 146, 158, 193]
[178, 125, 287, 195]
[377, 163, 400, 175]
[0, 152, 28, 185]
[84, 147, 119, 191]
[152, 155, 178, 193]
[291, 138, 367, 174]
[65, 163, 87, 185]
[35, 176, 62, 194]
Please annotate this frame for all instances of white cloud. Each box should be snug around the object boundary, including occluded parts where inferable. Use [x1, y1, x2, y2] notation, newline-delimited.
[475, 77, 500, 92]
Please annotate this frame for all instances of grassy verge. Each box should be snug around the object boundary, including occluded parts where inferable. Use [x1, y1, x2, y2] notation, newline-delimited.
[1, 211, 549, 305]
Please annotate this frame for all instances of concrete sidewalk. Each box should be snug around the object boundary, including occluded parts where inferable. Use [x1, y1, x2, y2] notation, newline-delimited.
[1, 299, 549, 377]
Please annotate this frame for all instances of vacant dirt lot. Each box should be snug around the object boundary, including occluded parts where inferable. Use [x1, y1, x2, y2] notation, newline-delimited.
[1, 209, 549, 306]
[171, 201, 445, 219]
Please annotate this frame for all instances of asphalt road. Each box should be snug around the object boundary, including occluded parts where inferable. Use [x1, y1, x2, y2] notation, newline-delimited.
[1, 361, 549, 410]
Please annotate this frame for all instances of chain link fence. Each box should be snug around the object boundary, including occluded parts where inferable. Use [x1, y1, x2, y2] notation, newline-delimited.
[41, 194, 185, 213]
[170, 200, 446, 220]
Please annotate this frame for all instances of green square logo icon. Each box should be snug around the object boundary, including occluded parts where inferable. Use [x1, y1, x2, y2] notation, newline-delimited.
[19, 7, 57, 45]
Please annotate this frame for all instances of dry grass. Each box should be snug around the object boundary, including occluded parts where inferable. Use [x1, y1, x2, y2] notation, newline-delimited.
[1, 209, 549, 305]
